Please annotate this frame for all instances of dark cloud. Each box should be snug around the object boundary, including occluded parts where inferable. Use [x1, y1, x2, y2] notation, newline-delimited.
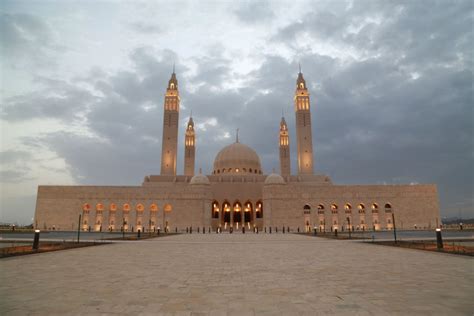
[2, 1, 472, 221]
[0, 150, 32, 164]
[0, 13, 65, 68]
[0, 170, 33, 183]
[233, 0, 275, 24]
[129, 21, 162, 34]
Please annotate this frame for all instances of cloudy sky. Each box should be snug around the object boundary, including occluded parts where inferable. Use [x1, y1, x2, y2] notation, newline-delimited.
[1, 0, 472, 224]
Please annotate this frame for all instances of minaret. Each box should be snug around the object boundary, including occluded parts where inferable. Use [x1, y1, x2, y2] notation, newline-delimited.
[294, 65, 314, 174]
[279, 116, 290, 176]
[160, 67, 180, 175]
[184, 115, 195, 176]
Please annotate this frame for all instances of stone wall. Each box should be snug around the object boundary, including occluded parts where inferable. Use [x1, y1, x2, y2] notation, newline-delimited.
[263, 183, 440, 231]
[34, 184, 211, 232]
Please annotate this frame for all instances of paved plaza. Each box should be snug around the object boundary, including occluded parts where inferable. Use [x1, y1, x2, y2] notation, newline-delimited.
[1, 233, 473, 315]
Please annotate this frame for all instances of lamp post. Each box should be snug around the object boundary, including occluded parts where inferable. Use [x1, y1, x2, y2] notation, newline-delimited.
[436, 228, 443, 250]
[122, 217, 125, 239]
[392, 213, 397, 244]
[77, 214, 81, 243]
[33, 229, 40, 250]
[346, 217, 351, 239]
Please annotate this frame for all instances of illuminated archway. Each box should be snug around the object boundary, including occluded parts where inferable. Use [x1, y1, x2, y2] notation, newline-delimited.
[255, 201, 263, 218]
[244, 201, 253, 223]
[233, 201, 242, 224]
[222, 201, 231, 224]
[212, 201, 219, 219]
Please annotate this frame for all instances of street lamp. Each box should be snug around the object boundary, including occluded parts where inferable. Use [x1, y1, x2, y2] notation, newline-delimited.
[346, 217, 351, 239]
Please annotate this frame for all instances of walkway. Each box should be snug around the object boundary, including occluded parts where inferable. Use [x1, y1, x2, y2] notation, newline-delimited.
[1, 233, 472, 315]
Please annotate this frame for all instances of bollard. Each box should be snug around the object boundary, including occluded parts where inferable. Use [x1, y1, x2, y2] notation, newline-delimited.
[287, 227, 290, 233]
[157, 227, 160, 235]
[190, 227, 193, 234]
[436, 228, 443, 250]
[137, 229, 141, 239]
[230, 227, 233, 234]
[298, 227, 300, 233]
[33, 229, 40, 250]
[313, 227, 317, 236]
[269, 227, 272, 234]
[209, 227, 211, 233]
[242, 227, 245, 234]
[265, 227, 267, 233]
[334, 228, 338, 237]
[256, 227, 259, 234]
[197, 227, 200, 233]
[276, 227, 278, 233]
[203, 226, 205, 234]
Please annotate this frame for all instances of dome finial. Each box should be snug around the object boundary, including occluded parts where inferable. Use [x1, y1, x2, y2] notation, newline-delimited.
[299, 62, 301, 74]
[173, 62, 175, 74]
[236, 128, 239, 143]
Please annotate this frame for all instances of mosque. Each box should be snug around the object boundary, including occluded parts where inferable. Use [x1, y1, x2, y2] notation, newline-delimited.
[34, 70, 440, 232]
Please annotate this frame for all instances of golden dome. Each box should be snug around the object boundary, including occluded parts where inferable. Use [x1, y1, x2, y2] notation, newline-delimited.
[213, 142, 262, 175]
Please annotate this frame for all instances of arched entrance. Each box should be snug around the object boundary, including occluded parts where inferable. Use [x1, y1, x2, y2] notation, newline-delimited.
[233, 202, 242, 228]
[244, 201, 253, 228]
[222, 201, 231, 228]
[303, 204, 311, 232]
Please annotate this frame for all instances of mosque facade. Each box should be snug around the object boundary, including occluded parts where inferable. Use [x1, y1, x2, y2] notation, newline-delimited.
[34, 70, 440, 232]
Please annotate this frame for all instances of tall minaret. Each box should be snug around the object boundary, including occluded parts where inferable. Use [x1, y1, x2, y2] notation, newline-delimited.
[160, 68, 180, 175]
[294, 65, 314, 174]
[184, 115, 195, 176]
[279, 116, 290, 176]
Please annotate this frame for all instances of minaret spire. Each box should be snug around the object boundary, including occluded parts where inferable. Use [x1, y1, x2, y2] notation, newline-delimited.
[299, 62, 301, 74]
[279, 115, 290, 176]
[184, 112, 195, 176]
[236, 128, 239, 143]
[173, 62, 175, 74]
[160, 70, 180, 175]
[294, 69, 314, 174]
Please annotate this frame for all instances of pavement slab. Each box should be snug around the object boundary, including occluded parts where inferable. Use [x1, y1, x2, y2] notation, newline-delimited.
[0, 233, 473, 315]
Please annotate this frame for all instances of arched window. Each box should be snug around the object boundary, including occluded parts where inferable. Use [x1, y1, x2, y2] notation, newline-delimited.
[123, 203, 131, 212]
[358, 203, 366, 214]
[331, 204, 338, 214]
[303, 204, 311, 214]
[256, 200, 263, 218]
[82, 203, 91, 214]
[372, 203, 379, 214]
[96, 203, 104, 212]
[164, 204, 172, 212]
[385, 203, 392, 213]
[150, 203, 158, 212]
[317, 204, 325, 214]
[344, 203, 352, 214]
[136, 203, 145, 212]
[109, 203, 117, 211]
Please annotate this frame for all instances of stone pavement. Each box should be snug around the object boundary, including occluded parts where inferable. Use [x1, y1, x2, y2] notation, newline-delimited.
[0, 233, 472, 315]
